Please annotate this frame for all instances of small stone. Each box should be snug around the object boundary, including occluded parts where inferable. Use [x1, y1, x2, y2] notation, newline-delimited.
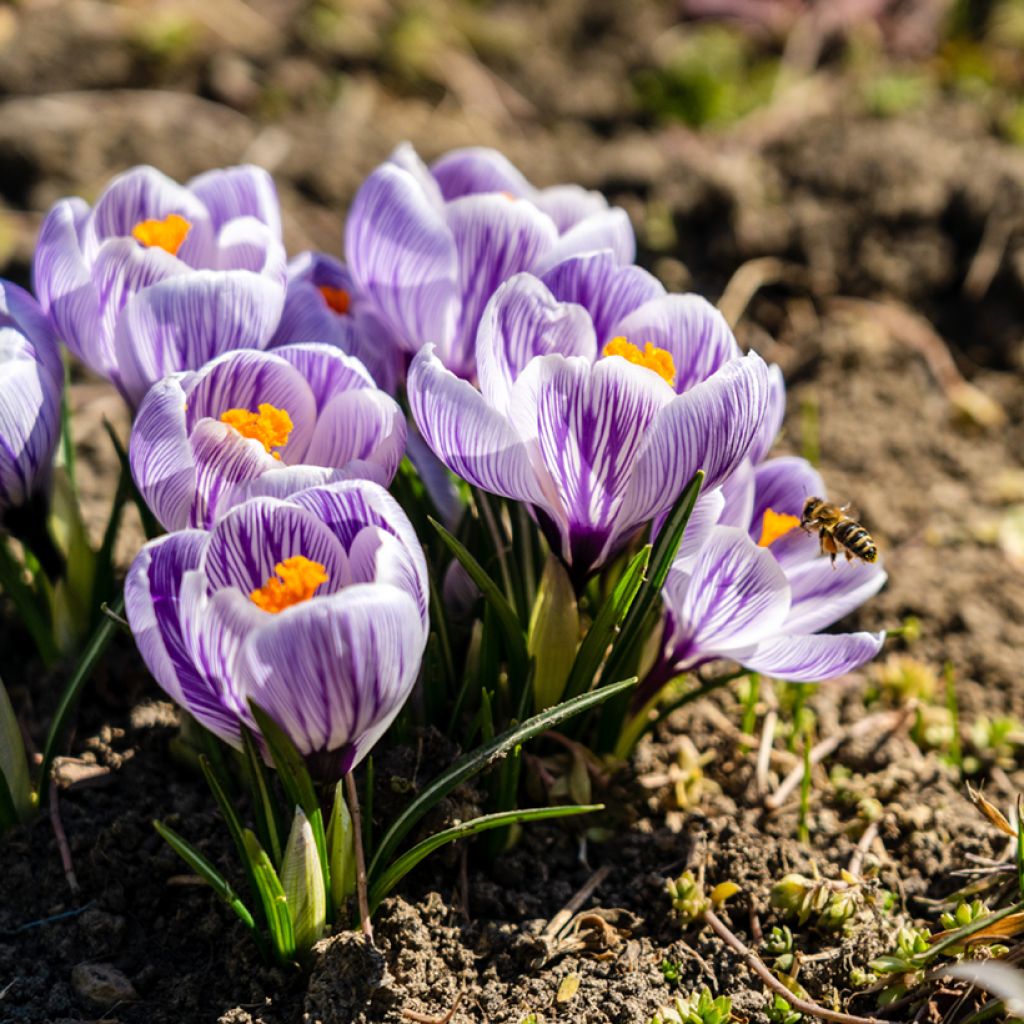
[70, 963, 137, 1008]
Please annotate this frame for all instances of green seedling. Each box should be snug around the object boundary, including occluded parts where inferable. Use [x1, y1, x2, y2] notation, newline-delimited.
[648, 987, 732, 1024]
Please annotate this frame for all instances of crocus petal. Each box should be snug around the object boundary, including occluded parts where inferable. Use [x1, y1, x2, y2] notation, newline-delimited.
[540, 251, 664, 346]
[534, 184, 610, 232]
[188, 420, 283, 529]
[302, 389, 405, 484]
[663, 526, 790, 663]
[740, 631, 886, 682]
[476, 274, 596, 415]
[271, 342, 375, 411]
[509, 353, 671, 570]
[408, 345, 557, 515]
[213, 216, 286, 275]
[184, 348, 318, 463]
[718, 458, 756, 529]
[234, 465, 351, 505]
[387, 142, 446, 209]
[537, 207, 635, 273]
[129, 376, 197, 531]
[670, 487, 726, 570]
[445, 194, 559, 376]
[626, 351, 770, 526]
[612, 294, 741, 394]
[783, 559, 887, 635]
[202, 497, 350, 596]
[188, 164, 282, 238]
[125, 531, 210, 717]
[751, 456, 826, 528]
[114, 269, 286, 406]
[238, 584, 424, 770]
[1, 280, 62, 383]
[291, 479, 429, 627]
[32, 198, 104, 372]
[430, 147, 533, 201]
[748, 363, 786, 464]
[345, 162, 459, 356]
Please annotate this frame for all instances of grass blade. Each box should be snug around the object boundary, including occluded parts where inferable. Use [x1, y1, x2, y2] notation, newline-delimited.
[0, 536, 57, 666]
[37, 596, 122, 805]
[563, 545, 650, 701]
[240, 727, 284, 866]
[89, 462, 132, 629]
[247, 702, 330, 916]
[153, 819, 257, 933]
[369, 804, 601, 911]
[242, 828, 296, 963]
[429, 517, 527, 682]
[368, 676, 636, 881]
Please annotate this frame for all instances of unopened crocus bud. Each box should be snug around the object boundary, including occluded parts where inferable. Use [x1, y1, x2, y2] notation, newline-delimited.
[280, 806, 327, 955]
[529, 554, 579, 711]
[327, 781, 356, 913]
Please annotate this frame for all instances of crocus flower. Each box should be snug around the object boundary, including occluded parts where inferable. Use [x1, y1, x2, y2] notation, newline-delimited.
[638, 455, 886, 701]
[345, 143, 635, 379]
[129, 344, 406, 531]
[125, 480, 429, 777]
[409, 270, 771, 579]
[0, 281, 62, 515]
[269, 251, 403, 394]
[33, 164, 286, 406]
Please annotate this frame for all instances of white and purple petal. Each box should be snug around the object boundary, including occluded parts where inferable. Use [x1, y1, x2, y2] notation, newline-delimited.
[188, 164, 282, 238]
[740, 631, 887, 682]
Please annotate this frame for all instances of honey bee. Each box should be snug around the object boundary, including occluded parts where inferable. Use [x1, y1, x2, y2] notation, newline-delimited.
[800, 497, 878, 566]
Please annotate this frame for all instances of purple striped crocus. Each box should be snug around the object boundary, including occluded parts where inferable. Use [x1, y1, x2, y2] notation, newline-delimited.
[125, 480, 429, 778]
[129, 344, 406, 531]
[0, 281, 62, 514]
[33, 164, 286, 406]
[637, 455, 886, 701]
[345, 143, 635, 379]
[408, 270, 771, 580]
[269, 251, 403, 395]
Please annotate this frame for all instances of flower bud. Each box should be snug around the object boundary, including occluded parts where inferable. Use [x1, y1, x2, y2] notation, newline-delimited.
[280, 806, 327, 955]
[529, 555, 579, 711]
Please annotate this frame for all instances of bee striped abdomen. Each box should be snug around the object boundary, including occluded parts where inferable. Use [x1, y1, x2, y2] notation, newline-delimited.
[834, 519, 877, 562]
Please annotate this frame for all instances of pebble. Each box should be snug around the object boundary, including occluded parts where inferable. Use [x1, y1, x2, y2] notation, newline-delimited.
[70, 962, 137, 1008]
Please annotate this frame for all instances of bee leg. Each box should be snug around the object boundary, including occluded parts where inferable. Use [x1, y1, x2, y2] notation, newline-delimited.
[845, 549, 854, 562]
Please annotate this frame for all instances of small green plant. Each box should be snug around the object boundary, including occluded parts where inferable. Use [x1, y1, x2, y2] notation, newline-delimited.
[660, 958, 684, 988]
[648, 987, 732, 1024]
[666, 871, 738, 926]
[967, 715, 1024, 772]
[770, 870, 862, 933]
[765, 993, 802, 1024]
[763, 925, 796, 974]
[860, 926, 931, 1005]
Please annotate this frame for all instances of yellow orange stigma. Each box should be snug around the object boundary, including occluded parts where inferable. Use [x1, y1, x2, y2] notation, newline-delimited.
[602, 337, 676, 386]
[131, 213, 191, 256]
[758, 508, 801, 547]
[219, 403, 294, 459]
[318, 285, 351, 315]
[250, 556, 329, 614]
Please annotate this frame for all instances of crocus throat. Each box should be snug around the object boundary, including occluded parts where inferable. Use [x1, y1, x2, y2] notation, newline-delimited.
[318, 285, 351, 315]
[602, 337, 676, 386]
[250, 556, 329, 613]
[219, 403, 294, 459]
[758, 508, 801, 547]
[131, 213, 191, 256]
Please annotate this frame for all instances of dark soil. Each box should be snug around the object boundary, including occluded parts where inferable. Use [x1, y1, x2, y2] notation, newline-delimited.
[2, 1, 1024, 1022]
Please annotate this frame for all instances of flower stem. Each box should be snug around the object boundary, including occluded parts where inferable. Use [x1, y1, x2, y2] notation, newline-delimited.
[344, 771, 373, 944]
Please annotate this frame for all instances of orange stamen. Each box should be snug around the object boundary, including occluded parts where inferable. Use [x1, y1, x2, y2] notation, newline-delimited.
[758, 508, 801, 547]
[318, 285, 351, 316]
[602, 337, 676, 386]
[131, 213, 191, 256]
[250, 556, 329, 614]
[219, 403, 294, 460]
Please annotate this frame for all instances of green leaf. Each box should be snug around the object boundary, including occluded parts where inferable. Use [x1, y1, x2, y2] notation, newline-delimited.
[280, 807, 327, 955]
[0, 677, 33, 823]
[37, 595, 122, 806]
[247, 702, 330, 915]
[327, 781, 356, 912]
[153, 819, 257, 934]
[103, 418, 161, 541]
[563, 545, 650, 701]
[239, 727, 284, 866]
[368, 676, 636, 881]
[242, 828, 296, 963]
[369, 804, 601, 911]
[429, 516, 527, 682]
[89, 461, 132, 629]
[0, 535, 57, 666]
[529, 555, 579, 711]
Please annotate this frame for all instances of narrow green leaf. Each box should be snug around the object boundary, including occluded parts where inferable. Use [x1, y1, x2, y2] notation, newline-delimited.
[529, 555, 579, 711]
[38, 596, 122, 805]
[0, 677, 33, 822]
[89, 462, 132, 628]
[280, 807, 327, 955]
[242, 828, 296, 963]
[429, 516, 527, 681]
[247, 702, 330, 916]
[368, 676, 636, 881]
[59, 360, 77, 492]
[153, 819, 257, 933]
[0, 767, 21, 832]
[369, 804, 601, 911]
[240, 727, 283, 866]
[563, 545, 650, 701]
[0, 536, 57, 666]
[103, 418, 161, 540]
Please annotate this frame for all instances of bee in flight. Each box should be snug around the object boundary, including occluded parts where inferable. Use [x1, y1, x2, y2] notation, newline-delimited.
[800, 497, 878, 566]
